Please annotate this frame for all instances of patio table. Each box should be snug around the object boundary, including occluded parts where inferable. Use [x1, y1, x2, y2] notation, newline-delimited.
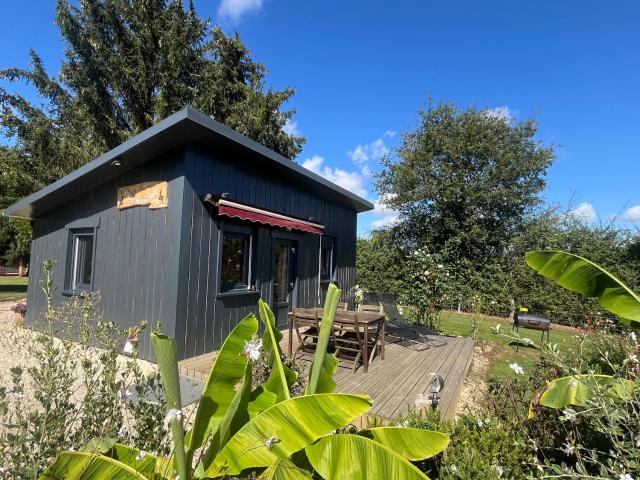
[288, 307, 385, 373]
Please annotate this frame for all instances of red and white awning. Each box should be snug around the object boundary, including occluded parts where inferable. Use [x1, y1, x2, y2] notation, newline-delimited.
[206, 196, 324, 235]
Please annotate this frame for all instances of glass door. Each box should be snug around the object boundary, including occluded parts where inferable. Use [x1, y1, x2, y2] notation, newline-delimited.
[273, 239, 297, 328]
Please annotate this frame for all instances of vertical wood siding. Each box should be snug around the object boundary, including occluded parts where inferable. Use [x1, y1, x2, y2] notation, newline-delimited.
[26, 149, 186, 360]
[177, 144, 358, 359]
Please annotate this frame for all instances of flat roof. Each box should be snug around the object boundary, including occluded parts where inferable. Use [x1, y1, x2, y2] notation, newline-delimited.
[3, 107, 374, 218]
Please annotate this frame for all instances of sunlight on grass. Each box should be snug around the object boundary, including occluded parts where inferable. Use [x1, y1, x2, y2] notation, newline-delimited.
[438, 310, 580, 380]
[0, 276, 28, 301]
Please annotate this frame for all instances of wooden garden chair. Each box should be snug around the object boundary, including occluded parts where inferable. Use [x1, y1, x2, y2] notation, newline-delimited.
[291, 308, 322, 360]
[332, 311, 382, 372]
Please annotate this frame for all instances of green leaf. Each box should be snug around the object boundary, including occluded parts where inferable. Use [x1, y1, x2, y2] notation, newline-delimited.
[538, 374, 636, 410]
[205, 393, 372, 477]
[150, 332, 188, 480]
[108, 444, 158, 478]
[305, 434, 430, 480]
[39, 451, 143, 480]
[259, 458, 313, 479]
[306, 283, 341, 395]
[186, 314, 259, 460]
[359, 427, 449, 461]
[525, 250, 640, 328]
[258, 299, 297, 401]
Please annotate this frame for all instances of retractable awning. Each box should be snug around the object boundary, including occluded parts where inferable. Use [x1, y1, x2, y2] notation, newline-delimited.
[205, 195, 324, 235]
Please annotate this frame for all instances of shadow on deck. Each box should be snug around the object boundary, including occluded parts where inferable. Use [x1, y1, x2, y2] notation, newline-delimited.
[179, 332, 474, 421]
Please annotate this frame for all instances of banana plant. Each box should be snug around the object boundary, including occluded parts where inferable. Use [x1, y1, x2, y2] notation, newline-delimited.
[525, 250, 640, 329]
[41, 284, 450, 479]
[525, 250, 638, 418]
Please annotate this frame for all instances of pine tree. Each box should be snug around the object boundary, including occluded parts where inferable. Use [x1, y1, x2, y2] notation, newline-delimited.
[0, 0, 304, 265]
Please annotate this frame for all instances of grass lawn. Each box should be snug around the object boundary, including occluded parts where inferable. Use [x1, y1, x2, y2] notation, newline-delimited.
[438, 310, 580, 380]
[0, 275, 28, 302]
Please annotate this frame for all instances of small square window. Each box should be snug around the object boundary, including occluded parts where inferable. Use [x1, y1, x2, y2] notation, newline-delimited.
[70, 231, 94, 290]
[220, 230, 252, 291]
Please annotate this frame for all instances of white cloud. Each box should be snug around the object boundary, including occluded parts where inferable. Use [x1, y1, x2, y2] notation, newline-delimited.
[347, 137, 389, 164]
[370, 194, 400, 229]
[383, 130, 397, 139]
[302, 155, 368, 199]
[623, 206, 640, 223]
[217, 0, 262, 22]
[484, 105, 514, 122]
[568, 202, 598, 223]
[282, 118, 300, 137]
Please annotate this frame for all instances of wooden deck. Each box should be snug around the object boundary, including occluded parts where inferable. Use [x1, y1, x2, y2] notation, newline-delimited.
[179, 332, 474, 421]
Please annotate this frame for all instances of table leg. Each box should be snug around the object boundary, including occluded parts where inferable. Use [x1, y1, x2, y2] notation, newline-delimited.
[363, 325, 369, 373]
[381, 319, 385, 360]
[288, 316, 293, 357]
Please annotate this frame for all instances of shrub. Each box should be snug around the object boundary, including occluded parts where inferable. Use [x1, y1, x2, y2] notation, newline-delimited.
[399, 410, 536, 479]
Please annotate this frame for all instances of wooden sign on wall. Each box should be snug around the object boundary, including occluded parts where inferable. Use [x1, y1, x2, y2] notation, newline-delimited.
[117, 181, 168, 210]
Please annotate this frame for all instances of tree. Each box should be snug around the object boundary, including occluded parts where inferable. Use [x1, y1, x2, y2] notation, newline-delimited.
[356, 230, 407, 297]
[0, 0, 304, 264]
[376, 101, 555, 262]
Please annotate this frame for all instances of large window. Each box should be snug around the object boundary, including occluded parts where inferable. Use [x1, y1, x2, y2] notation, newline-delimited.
[69, 230, 95, 291]
[320, 238, 334, 282]
[220, 229, 252, 292]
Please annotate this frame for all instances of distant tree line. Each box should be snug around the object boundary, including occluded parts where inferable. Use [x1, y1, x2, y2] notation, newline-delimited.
[0, 0, 304, 268]
[359, 101, 640, 325]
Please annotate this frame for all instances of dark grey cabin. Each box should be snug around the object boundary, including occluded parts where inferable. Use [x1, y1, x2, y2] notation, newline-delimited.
[4, 108, 373, 360]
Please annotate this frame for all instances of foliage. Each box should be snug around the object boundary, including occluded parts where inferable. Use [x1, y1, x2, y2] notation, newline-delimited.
[0, 0, 304, 261]
[403, 248, 454, 329]
[376, 100, 554, 263]
[399, 411, 536, 479]
[42, 284, 449, 479]
[0, 261, 169, 479]
[355, 230, 407, 298]
[526, 249, 640, 329]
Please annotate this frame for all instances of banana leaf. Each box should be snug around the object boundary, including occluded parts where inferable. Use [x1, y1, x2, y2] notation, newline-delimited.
[306, 283, 341, 395]
[204, 393, 372, 477]
[186, 314, 259, 462]
[305, 434, 429, 480]
[39, 451, 145, 480]
[358, 427, 449, 461]
[194, 363, 255, 477]
[529, 374, 636, 418]
[150, 333, 188, 480]
[258, 299, 297, 402]
[258, 458, 313, 479]
[525, 250, 640, 328]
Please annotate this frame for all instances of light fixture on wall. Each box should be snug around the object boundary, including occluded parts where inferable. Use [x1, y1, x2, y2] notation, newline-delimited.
[221, 192, 230, 198]
[111, 158, 123, 167]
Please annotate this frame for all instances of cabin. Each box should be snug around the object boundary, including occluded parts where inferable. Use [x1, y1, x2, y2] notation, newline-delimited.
[4, 108, 373, 360]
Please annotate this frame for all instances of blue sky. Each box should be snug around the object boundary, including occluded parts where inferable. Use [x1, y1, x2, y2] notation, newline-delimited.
[1, 1, 639, 235]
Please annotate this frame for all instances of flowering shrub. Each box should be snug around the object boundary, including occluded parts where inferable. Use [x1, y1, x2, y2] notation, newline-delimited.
[0, 261, 168, 478]
[403, 249, 454, 329]
[9, 302, 26, 315]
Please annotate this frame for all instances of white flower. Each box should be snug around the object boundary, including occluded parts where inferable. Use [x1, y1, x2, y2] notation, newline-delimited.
[490, 464, 503, 477]
[562, 408, 577, 422]
[244, 339, 263, 361]
[629, 354, 638, 363]
[631, 332, 637, 343]
[635, 433, 640, 448]
[123, 340, 134, 356]
[563, 441, 575, 456]
[264, 436, 280, 450]
[135, 450, 147, 461]
[509, 363, 524, 375]
[118, 424, 128, 437]
[13, 392, 23, 400]
[164, 408, 183, 428]
[619, 474, 633, 480]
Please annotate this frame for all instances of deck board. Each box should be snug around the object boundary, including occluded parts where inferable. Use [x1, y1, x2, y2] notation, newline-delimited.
[179, 331, 474, 420]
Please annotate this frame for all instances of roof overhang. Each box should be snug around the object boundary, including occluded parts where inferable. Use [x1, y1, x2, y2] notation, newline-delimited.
[3, 107, 374, 219]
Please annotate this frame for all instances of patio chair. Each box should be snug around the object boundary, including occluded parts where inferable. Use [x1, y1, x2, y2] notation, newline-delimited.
[332, 311, 381, 372]
[291, 308, 322, 360]
[379, 292, 446, 351]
